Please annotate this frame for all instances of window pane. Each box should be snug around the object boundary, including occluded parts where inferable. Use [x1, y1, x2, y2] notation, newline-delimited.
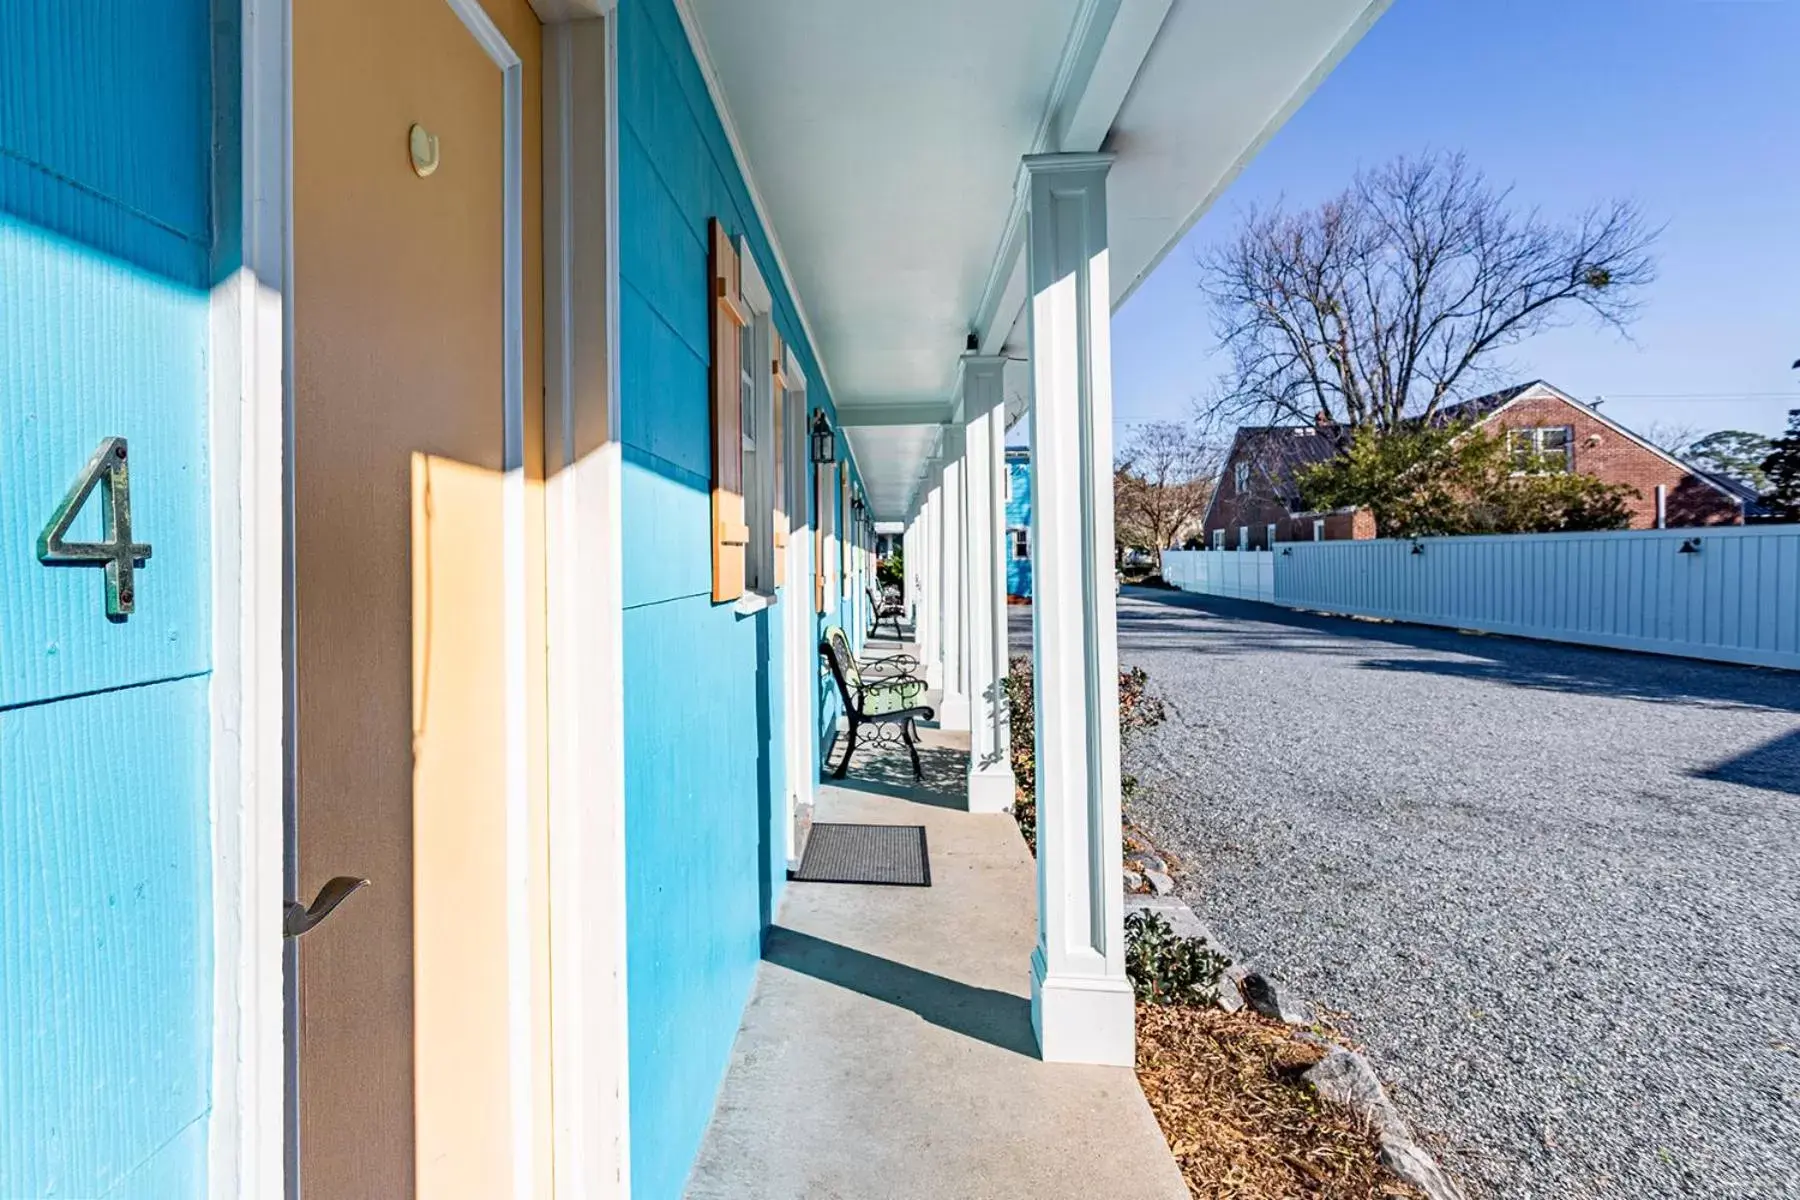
[1508, 429, 1534, 470]
[739, 323, 755, 449]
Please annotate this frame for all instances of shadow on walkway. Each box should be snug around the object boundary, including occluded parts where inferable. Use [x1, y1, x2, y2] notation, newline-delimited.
[762, 926, 1037, 1057]
[1121, 589, 1800, 715]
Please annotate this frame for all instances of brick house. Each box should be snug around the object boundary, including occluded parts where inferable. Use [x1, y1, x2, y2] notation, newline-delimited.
[1202, 381, 1755, 548]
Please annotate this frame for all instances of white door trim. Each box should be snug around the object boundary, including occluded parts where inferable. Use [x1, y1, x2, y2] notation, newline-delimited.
[435, 6, 536, 1193]
[542, 9, 631, 1196]
[208, 1, 291, 1196]
[781, 353, 813, 864]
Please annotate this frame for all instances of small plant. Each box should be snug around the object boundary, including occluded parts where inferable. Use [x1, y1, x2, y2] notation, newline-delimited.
[1126, 910, 1230, 1007]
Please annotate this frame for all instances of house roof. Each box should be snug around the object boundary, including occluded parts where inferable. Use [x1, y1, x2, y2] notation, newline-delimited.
[1212, 379, 1755, 519]
[1203, 423, 1348, 529]
[1699, 471, 1770, 516]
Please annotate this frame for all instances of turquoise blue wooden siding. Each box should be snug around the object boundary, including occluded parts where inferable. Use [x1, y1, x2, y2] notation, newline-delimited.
[0, 3, 213, 287]
[1005, 452, 1031, 597]
[617, 2, 870, 1194]
[1, 676, 213, 1198]
[0, 4, 216, 1195]
[0, 216, 212, 709]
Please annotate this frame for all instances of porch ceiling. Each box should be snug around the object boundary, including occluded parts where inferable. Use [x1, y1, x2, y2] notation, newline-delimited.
[682, 0, 1389, 519]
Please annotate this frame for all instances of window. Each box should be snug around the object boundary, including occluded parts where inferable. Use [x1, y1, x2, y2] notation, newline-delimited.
[1234, 462, 1250, 492]
[1312, 519, 1325, 542]
[707, 221, 786, 604]
[1237, 526, 1249, 550]
[1211, 529, 1224, 551]
[1011, 529, 1029, 560]
[1507, 426, 1574, 473]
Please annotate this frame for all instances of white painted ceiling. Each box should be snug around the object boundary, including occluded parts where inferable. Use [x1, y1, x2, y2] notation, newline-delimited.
[684, 0, 1389, 518]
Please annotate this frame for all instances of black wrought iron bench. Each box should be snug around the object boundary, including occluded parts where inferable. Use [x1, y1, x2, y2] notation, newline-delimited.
[867, 585, 906, 639]
[820, 626, 934, 779]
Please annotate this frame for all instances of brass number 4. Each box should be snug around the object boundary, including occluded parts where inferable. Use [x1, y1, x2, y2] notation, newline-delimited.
[38, 437, 153, 620]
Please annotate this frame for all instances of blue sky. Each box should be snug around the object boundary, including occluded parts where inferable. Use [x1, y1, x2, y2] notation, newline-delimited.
[1113, 0, 1800, 446]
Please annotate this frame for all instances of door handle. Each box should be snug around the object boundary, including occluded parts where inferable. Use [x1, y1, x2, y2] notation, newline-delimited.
[284, 876, 370, 938]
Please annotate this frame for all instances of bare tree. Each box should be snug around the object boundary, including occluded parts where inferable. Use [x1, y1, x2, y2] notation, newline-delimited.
[1115, 421, 1220, 572]
[1200, 152, 1658, 431]
[1636, 419, 1700, 458]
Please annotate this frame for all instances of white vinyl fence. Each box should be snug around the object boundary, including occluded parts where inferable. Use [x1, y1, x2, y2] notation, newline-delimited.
[1160, 525, 1800, 671]
[1160, 547, 1274, 602]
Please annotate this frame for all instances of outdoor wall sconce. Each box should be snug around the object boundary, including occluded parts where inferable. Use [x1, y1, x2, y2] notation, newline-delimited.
[810, 411, 835, 464]
[1281, 548, 1293, 557]
[1411, 541, 1425, 555]
[1679, 537, 1702, 555]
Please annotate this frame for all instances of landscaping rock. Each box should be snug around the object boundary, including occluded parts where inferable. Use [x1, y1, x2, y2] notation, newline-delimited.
[1123, 868, 1145, 893]
[1239, 971, 1312, 1025]
[1126, 852, 1167, 877]
[1382, 1137, 1470, 1200]
[1304, 1049, 1405, 1141]
[1305, 1049, 1470, 1200]
[1143, 868, 1176, 895]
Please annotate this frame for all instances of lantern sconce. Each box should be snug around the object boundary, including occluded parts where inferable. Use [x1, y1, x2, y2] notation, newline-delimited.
[810, 410, 836, 464]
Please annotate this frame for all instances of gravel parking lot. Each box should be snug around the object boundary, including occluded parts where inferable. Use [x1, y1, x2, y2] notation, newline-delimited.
[1107, 589, 1800, 1199]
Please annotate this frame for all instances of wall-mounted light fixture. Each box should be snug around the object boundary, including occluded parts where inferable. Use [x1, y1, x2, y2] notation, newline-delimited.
[1411, 541, 1425, 556]
[1679, 537, 1702, 555]
[810, 410, 835, 464]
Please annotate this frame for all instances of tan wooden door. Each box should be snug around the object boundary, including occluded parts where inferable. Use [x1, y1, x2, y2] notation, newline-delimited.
[291, 0, 545, 1194]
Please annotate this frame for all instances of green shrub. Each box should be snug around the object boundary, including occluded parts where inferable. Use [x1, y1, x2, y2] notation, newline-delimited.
[1125, 910, 1230, 1007]
[1006, 658, 1167, 856]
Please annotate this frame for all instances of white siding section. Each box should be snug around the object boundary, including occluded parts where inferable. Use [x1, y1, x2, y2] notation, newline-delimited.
[1163, 528, 1800, 671]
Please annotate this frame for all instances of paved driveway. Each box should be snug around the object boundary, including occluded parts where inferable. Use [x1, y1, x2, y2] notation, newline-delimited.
[1111, 588, 1800, 1199]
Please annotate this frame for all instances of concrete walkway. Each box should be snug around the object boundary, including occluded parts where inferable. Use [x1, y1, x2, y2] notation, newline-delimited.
[686, 649, 1186, 1199]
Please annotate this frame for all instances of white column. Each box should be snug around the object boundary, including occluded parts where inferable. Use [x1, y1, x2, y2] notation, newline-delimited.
[920, 463, 943, 687]
[961, 357, 1013, 812]
[1023, 152, 1131, 1067]
[937, 425, 971, 730]
[902, 523, 918, 626]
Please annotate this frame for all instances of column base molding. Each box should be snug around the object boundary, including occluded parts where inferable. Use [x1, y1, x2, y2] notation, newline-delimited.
[965, 763, 1014, 814]
[1030, 946, 1135, 1066]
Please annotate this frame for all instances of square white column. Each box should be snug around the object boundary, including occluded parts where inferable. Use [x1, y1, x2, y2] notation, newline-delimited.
[937, 425, 971, 730]
[960, 357, 1014, 813]
[1022, 152, 1132, 1067]
[920, 463, 943, 688]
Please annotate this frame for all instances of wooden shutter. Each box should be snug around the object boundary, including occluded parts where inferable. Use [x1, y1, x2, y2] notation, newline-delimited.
[709, 219, 750, 603]
[771, 331, 788, 589]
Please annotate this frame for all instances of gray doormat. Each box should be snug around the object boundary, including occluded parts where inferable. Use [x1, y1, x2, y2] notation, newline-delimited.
[791, 823, 931, 887]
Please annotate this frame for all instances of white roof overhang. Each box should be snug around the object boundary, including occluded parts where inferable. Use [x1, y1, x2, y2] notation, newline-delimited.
[681, 0, 1391, 519]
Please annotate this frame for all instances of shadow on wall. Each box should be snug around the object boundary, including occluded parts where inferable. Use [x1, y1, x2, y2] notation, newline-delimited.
[1119, 591, 1800, 715]
[761, 926, 1037, 1057]
[1692, 729, 1800, 797]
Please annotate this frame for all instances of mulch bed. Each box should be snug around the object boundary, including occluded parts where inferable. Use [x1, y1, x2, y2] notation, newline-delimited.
[1136, 1004, 1422, 1200]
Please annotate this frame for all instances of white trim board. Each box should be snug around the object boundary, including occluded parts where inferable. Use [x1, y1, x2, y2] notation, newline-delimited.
[434, 6, 537, 1192]
[542, 12, 633, 1197]
[208, 1, 290, 1196]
